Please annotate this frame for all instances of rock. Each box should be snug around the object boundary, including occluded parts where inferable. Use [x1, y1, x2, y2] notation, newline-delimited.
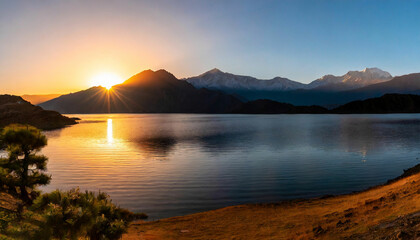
[313, 226, 326, 236]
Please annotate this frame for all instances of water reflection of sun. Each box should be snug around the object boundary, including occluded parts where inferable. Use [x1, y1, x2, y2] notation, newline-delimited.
[107, 119, 114, 144]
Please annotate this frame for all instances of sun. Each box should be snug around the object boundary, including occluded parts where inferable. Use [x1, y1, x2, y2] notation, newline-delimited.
[90, 73, 123, 90]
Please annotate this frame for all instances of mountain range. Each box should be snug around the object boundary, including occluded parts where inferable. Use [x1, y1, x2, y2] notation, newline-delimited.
[38, 68, 420, 114]
[183, 68, 419, 106]
[40, 70, 242, 114]
[307, 67, 392, 90]
[184, 68, 307, 92]
[184, 67, 393, 93]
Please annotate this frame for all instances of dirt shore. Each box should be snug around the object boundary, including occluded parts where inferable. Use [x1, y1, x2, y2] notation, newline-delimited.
[123, 164, 420, 239]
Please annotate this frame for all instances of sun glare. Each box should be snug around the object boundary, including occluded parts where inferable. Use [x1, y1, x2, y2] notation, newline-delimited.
[90, 73, 123, 90]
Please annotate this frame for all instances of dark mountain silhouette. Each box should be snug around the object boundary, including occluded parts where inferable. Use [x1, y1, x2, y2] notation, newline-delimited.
[40, 70, 243, 114]
[332, 94, 420, 114]
[232, 99, 328, 114]
[0, 95, 77, 130]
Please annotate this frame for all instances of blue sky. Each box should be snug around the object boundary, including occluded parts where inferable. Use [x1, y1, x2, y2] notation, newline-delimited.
[1, 0, 420, 94]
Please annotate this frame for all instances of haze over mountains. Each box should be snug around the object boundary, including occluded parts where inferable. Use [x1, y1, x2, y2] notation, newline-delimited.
[21, 94, 61, 105]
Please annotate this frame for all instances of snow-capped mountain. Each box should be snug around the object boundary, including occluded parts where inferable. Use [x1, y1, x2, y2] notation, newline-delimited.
[184, 68, 392, 93]
[308, 68, 392, 90]
[184, 68, 308, 91]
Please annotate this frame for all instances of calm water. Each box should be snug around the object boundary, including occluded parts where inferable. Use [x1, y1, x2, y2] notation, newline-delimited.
[41, 114, 420, 219]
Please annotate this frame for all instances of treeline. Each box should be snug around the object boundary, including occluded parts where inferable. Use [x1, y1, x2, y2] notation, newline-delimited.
[232, 94, 420, 114]
[0, 125, 147, 239]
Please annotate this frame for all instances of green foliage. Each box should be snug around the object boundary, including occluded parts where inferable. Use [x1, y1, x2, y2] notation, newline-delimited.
[0, 209, 15, 232]
[0, 206, 39, 240]
[31, 188, 137, 240]
[1, 189, 145, 240]
[0, 125, 51, 204]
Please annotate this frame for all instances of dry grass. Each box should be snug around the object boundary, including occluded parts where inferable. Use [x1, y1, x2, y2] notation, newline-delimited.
[123, 171, 420, 239]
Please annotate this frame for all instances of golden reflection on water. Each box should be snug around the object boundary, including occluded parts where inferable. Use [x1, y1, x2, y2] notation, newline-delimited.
[107, 118, 113, 144]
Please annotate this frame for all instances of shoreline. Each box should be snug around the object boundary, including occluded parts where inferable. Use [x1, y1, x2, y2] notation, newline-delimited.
[123, 163, 420, 239]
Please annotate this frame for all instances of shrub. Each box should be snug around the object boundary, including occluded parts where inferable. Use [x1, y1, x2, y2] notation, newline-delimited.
[31, 188, 142, 240]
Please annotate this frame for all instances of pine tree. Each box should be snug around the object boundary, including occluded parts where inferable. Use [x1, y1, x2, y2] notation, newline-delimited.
[0, 124, 51, 204]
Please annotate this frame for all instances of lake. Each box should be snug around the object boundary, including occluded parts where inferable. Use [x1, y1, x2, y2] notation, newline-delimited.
[41, 114, 420, 219]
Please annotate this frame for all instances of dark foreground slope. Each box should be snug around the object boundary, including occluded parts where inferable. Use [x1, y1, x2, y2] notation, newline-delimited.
[0, 95, 77, 130]
[332, 94, 420, 114]
[40, 70, 242, 114]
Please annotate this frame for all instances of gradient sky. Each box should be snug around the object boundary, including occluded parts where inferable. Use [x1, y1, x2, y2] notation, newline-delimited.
[1, 0, 420, 94]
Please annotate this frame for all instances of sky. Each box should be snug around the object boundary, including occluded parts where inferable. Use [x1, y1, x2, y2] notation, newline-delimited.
[1, 0, 420, 94]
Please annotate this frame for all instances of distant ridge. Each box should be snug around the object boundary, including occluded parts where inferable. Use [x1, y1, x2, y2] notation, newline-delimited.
[332, 94, 420, 114]
[232, 99, 328, 114]
[232, 94, 420, 114]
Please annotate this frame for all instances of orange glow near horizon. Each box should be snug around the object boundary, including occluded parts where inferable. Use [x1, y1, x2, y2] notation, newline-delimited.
[90, 73, 123, 90]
